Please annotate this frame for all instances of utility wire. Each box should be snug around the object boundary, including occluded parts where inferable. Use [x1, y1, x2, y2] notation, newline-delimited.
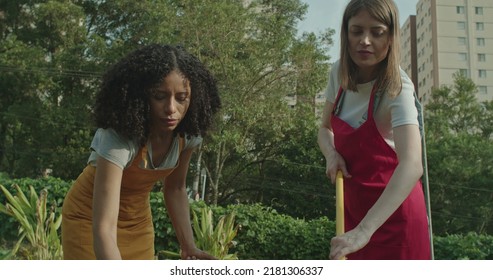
[0, 65, 103, 78]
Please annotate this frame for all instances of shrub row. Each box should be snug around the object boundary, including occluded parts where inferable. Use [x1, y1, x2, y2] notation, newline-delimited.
[1, 174, 492, 260]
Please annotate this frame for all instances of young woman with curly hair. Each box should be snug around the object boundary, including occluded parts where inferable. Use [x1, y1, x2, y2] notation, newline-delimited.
[62, 44, 221, 260]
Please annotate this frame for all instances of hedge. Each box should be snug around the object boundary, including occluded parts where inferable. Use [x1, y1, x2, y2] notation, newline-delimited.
[1, 175, 492, 260]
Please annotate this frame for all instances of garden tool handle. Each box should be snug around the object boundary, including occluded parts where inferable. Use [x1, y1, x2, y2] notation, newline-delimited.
[335, 171, 344, 236]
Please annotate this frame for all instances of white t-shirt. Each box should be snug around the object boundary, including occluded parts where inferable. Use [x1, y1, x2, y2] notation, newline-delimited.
[324, 60, 419, 149]
[87, 128, 202, 170]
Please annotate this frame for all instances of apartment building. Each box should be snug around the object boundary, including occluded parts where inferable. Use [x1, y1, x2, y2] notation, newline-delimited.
[401, 0, 493, 104]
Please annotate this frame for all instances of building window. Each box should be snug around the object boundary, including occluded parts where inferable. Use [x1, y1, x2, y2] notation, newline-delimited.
[457, 6, 465, 14]
[458, 37, 467, 45]
[475, 7, 483, 15]
[458, 53, 468, 61]
[478, 86, 487, 95]
[476, 22, 484, 31]
[479, 70, 487, 78]
[477, 38, 485, 46]
[459, 69, 469, 77]
[478, 53, 486, 62]
[457, 22, 466, 30]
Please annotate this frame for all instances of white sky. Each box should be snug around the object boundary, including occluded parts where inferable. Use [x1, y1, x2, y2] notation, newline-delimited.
[297, 0, 419, 62]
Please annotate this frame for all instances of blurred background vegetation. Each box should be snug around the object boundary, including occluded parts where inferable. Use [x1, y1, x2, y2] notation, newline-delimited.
[0, 0, 492, 259]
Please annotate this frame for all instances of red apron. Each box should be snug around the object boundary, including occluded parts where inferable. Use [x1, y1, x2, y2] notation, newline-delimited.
[331, 86, 431, 260]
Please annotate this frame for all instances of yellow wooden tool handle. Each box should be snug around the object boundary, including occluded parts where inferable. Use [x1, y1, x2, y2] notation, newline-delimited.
[335, 170, 344, 236]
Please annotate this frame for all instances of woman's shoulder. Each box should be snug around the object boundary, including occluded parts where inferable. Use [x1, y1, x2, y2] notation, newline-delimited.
[92, 128, 140, 157]
[94, 128, 134, 146]
[181, 133, 203, 150]
[381, 69, 416, 105]
[399, 67, 415, 95]
[89, 128, 139, 169]
[331, 60, 341, 75]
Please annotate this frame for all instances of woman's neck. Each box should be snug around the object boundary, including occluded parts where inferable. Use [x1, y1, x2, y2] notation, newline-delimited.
[149, 132, 173, 146]
[357, 67, 378, 84]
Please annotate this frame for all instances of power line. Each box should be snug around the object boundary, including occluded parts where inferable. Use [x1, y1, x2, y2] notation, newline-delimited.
[431, 211, 492, 222]
[0, 111, 92, 132]
[0, 65, 103, 78]
[0, 132, 491, 196]
[243, 173, 493, 194]
[428, 181, 492, 193]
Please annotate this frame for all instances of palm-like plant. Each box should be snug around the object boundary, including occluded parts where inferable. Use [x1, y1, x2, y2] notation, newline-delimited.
[0, 184, 62, 260]
[191, 206, 239, 260]
[159, 205, 239, 260]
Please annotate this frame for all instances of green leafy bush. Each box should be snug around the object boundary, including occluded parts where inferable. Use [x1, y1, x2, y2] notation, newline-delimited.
[434, 232, 493, 260]
[223, 204, 334, 259]
[150, 191, 180, 255]
[1, 176, 492, 260]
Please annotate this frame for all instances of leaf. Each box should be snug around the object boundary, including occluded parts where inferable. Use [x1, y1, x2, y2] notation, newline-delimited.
[14, 184, 32, 213]
[0, 185, 25, 216]
[0, 184, 62, 259]
[158, 250, 181, 259]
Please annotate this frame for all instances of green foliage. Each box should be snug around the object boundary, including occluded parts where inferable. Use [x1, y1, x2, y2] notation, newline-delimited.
[425, 73, 493, 235]
[190, 205, 239, 259]
[0, 0, 97, 179]
[257, 107, 332, 220]
[0, 176, 72, 210]
[152, 199, 333, 260]
[0, 0, 334, 221]
[0, 176, 492, 260]
[150, 191, 180, 257]
[0, 184, 62, 260]
[227, 203, 333, 259]
[150, 191, 180, 255]
[426, 134, 493, 234]
[426, 73, 483, 137]
[434, 232, 493, 260]
[159, 203, 239, 260]
[0, 176, 71, 241]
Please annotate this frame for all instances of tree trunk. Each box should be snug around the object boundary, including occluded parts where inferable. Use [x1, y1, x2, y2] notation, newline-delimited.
[191, 143, 202, 200]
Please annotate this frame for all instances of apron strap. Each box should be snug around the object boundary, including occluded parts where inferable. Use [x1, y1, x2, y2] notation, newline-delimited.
[333, 84, 381, 121]
[332, 87, 345, 116]
[141, 145, 149, 169]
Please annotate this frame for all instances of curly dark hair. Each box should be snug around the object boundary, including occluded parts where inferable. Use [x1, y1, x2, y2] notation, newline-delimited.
[94, 44, 221, 145]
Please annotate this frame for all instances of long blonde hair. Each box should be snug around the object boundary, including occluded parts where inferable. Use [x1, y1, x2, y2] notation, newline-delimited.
[339, 0, 402, 97]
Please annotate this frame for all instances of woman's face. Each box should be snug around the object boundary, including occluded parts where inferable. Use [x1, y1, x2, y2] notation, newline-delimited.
[347, 9, 391, 82]
[149, 70, 191, 135]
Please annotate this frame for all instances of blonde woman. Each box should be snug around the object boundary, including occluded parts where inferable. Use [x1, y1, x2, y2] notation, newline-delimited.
[318, 0, 430, 260]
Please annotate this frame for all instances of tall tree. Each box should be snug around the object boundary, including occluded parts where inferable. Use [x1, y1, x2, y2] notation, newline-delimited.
[1, 0, 336, 220]
[162, 0, 333, 208]
[425, 73, 493, 234]
[0, 0, 98, 178]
